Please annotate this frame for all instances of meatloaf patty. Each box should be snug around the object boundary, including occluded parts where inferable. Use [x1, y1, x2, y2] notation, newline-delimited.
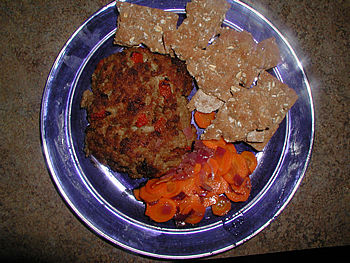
[81, 47, 196, 178]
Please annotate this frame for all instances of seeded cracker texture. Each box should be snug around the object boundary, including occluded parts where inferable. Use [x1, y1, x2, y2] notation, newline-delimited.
[164, 0, 230, 60]
[255, 37, 281, 71]
[201, 71, 298, 150]
[114, 2, 178, 54]
[186, 28, 280, 102]
[187, 89, 224, 113]
[81, 47, 196, 178]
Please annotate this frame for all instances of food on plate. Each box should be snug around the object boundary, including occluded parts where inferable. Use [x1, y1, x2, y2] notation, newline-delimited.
[81, 0, 300, 224]
[81, 46, 196, 178]
[134, 140, 256, 224]
[193, 111, 216, 129]
[164, 0, 231, 60]
[185, 27, 281, 102]
[201, 71, 298, 150]
[113, 0, 298, 152]
[114, 2, 179, 54]
[187, 88, 224, 113]
[186, 27, 260, 102]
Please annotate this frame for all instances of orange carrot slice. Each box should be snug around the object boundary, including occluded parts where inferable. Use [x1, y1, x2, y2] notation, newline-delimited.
[202, 137, 226, 150]
[181, 196, 206, 224]
[231, 153, 249, 178]
[163, 180, 185, 198]
[145, 198, 177, 222]
[194, 111, 216, 129]
[222, 170, 236, 185]
[177, 195, 199, 214]
[240, 151, 257, 174]
[181, 176, 198, 196]
[201, 192, 219, 207]
[139, 185, 160, 203]
[207, 158, 219, 175]
[230, 176, 252, 194]
[144, 179, 167, 198]
[134, 136, 257, 224]
[225, 187, 250, 202]
[211, 195, 231, 216]
[225, 177, 251, 202]
[193, 163, 202, 174]
[216, 150, 234, 176]
[201, 163, 228, 195]
[133, 188, 141, 201]
[224, 143, 237, 154]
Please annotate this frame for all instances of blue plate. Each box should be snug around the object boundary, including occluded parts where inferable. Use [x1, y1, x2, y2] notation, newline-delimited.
[40, 0, 314, 259]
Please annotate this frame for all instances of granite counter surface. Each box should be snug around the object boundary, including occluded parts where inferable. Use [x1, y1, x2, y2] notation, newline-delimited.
[0, 0, 349, 261]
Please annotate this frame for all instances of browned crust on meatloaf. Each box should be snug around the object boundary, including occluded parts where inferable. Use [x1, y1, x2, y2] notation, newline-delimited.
[81, 47, 196, 178]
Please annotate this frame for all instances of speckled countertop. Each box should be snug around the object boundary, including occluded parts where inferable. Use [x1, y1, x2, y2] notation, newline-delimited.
[0, 0, 349, 261]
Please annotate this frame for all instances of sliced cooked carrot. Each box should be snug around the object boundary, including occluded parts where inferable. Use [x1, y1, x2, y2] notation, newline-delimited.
[222, 170, 237, 185]
[144, 177, 186, 199]
[133, 188, 141, 201]
[144, 179, 168, 198]
[185, 206, 206, 224]
[145, 198, 177, 222]
[163, 180, 185, 198]
[202, 137, 226, 150]
[216, 150, 234, 176]
[139, 185, 160, 203]
[240, 151, 257, 174]
[230, 176, 252, 194]
[134, 137, 256, 224]
[201, 163, 228, 195]
[145, 178, 161, 193]
[177, 195, 198, 213]
[216, 175, 230, 195]
[182, 176, 200, 196]
[181, 196, 206, 224]
[194, 111, 216, 129]
[207, 158, 219, 175]
[201, 192, 219, 207]
[231, 153, 249, 178]
[193, 163, 202, 174]
[225, 177, 251, 202]
[224, 143, 237, 154]
[211, 195, 231, 216]
[225, 187, 250, 202]
[154, 174, 174, 185]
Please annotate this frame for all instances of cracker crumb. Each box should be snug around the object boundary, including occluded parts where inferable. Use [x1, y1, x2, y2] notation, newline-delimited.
[187, 89, 224, 113]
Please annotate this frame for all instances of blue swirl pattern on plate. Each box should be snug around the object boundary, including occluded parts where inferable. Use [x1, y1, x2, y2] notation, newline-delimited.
[40, 0, 314, 259]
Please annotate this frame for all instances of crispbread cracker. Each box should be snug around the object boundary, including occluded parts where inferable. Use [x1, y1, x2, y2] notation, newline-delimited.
[114, 2, 178, 54]
[186, 49, 238, 101]
[255, 70, 298, 126]
[201, 71, 298, 150]
[254, 37, 281, 70]
[185, 27, 259, 101]
[185, 28, 282, 102]
[201, 89, 267, 142]
[245, 125, 279, 151]
[165, 0, 230, 60]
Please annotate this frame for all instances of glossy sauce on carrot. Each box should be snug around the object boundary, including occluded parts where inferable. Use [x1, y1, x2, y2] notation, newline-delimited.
[134, 139, 257, 224]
